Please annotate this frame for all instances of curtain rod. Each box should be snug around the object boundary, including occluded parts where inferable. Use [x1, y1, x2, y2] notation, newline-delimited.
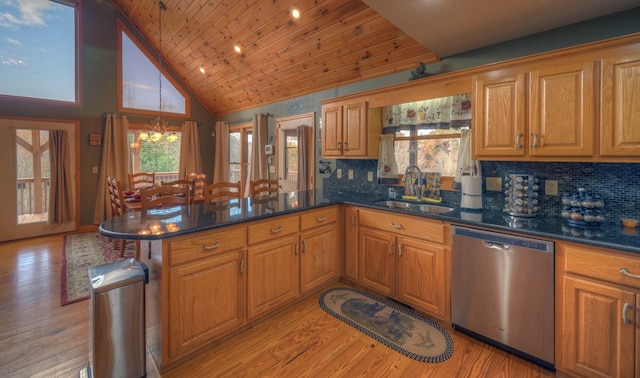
[102, 114, 200, 125]
[229, 112, 273, 125]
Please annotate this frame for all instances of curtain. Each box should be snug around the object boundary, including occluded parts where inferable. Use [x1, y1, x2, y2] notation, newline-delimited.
[453, 129, 482, 190]
[179, 120, 203, 179]
[93, 114, 130, 224]
[296, 125, 311, 191]
[245, 113, 269, 196]
[213, 121, 229, 183]
[377, 134, 398, 180]
[48, 130, 74, 223]
[382, 94, 472, 133]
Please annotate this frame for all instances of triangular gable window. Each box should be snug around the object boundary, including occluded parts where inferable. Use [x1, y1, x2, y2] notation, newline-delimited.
[117, 21, 189, 117]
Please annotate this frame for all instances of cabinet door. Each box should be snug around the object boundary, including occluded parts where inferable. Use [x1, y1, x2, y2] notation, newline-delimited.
[300, 224, 338, 293]
[168, 250, 245, 360]
[396, 236, 446, 319]
[529, 61, 595, 157]
[601, 52, 640, 157]
[343, 101, 367, 156]
[247, 234, 300, 320]
[344, 206, 359, 280]
[322, 104, 343, 157]
[359, 226, 395, 296]
[473, 73, 526, 158]
[559, 275, 635, 378]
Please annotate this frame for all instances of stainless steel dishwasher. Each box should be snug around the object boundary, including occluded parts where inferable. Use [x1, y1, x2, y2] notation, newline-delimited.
[450, 225, 554, 369]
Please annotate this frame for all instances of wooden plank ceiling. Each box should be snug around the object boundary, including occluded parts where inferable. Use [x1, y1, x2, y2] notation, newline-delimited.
[111, 0, 439, 116]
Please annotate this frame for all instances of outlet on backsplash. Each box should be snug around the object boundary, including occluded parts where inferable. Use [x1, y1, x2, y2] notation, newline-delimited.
[545, 180, 558, 196]
[486, 177, 502, 191]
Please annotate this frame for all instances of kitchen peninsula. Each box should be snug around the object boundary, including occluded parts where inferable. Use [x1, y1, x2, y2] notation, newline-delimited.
[100, 189, 640, 375]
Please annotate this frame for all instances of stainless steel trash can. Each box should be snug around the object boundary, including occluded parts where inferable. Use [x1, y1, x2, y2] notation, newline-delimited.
[87, 258, 147, 378]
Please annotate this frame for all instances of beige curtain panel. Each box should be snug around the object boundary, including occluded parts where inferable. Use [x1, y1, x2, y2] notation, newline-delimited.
[245, 113, 269, 196]
[49, 129, 74, 223]
[213, 121, 229, 184]
[179, 120, 203, 179]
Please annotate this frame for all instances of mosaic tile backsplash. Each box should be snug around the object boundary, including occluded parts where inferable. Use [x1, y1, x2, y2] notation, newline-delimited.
[322, 159, 640, 225]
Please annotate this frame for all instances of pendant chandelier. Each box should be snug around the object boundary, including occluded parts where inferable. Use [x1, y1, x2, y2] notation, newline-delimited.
[139, 1, 178, 143]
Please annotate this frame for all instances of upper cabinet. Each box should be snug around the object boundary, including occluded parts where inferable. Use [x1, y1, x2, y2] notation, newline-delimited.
[321, 100, 381, 159]
[473, 60, 596, 160]
[600, 52, 640, 157]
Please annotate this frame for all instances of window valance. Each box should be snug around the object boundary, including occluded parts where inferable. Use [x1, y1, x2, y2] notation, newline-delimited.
[382, 94, 472, 133]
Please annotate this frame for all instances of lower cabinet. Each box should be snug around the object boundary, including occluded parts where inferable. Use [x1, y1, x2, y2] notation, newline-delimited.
[300, 223, 338, 293]
[557, 242, 640, 377]
[358, 208, 448, 321]
[168, 250, 246, 360]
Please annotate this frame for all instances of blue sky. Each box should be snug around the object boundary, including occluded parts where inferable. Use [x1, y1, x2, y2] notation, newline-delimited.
[0, 0, 75, 102]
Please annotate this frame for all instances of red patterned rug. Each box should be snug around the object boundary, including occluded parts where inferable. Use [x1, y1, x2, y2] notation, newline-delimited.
[61, 232, 135, 305]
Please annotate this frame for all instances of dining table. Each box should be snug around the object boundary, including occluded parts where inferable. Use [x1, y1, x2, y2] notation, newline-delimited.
[124, 191, 204, 212]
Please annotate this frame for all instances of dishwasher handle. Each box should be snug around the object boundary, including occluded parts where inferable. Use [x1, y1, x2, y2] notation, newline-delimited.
[482, 241, 511, 251]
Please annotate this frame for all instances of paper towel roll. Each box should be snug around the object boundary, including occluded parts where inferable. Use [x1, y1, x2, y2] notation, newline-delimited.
[461, 176, 482, 196]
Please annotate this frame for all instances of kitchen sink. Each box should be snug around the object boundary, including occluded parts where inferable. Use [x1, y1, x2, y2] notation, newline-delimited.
[373, 200, 417, 209]
[372, 200, 455, 214]
[414, 204, 455, 214]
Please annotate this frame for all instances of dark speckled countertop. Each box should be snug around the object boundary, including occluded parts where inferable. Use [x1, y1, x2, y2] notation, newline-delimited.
[99, 189, 640, 254]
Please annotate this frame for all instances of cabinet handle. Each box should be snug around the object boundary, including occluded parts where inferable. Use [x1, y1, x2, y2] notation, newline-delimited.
[390, 242, 394, 256]
[338, 141, 342, 151]
[240, 259, 244, 275]
[351, 214, 356, 226]
[202, 241, 221, 250]
[344, 141, 349, 151]
[389, 222, 403, 229]
[300, 240, 307, 253]
[531, 132, 538, 148]
[270, 226, 283, 234]
[316, 216, 326, 222]
[516, 132, 524, 149]
[622, 302, 633, 324]
[398, 244, 403, 257]
[620, 268, 640, 280]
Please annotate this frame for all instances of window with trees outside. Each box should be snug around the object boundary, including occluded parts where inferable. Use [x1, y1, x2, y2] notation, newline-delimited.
[229, 124, 252, 195]
[383, 94, 471, 178]
[0, 1, 78, 103]
[128, 125, 181, 182]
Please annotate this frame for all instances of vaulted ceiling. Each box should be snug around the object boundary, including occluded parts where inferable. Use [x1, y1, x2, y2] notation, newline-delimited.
[111, 0, 638, 116]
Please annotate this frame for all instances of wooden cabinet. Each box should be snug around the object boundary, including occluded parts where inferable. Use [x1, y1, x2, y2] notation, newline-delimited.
[473, 61, 596, 159]
[600, 52, 640, 157]
[358, 208, 448, 320]
[167, 226, 246, 361]
[321, 100, 381, 158]
[247, 215, 300, 320]
[299, 207, 338, 294]
[344, 205, 359, 280]
[556, 242, 640, 377]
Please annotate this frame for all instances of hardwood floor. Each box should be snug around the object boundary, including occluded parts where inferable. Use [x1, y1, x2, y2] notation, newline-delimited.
[0, 234, 556, 377]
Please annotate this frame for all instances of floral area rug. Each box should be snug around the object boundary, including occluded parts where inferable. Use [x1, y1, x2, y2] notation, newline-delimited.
[61, 232, 135, 305]
[319, 287, 454, 363]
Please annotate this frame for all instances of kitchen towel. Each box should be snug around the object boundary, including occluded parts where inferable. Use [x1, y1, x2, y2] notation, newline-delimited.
[453, 129, 481, 190]
[377, 134, 398, 180]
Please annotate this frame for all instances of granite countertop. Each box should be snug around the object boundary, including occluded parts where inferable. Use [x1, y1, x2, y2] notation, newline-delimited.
[99, 189, 640, 254]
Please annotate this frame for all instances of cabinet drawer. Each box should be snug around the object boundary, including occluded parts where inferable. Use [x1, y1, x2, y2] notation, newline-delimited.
[170, 226, 246, 265]
[359, 208, 444, 244]
[300, 206, 337, 231]
[563, 244, 640, 290]
[248, 215, 299, 245]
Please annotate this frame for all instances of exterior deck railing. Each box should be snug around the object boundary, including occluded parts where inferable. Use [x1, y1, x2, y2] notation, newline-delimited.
[17, 178, 50, 216]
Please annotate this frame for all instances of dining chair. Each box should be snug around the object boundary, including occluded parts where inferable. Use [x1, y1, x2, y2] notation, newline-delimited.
[161, 179, 195, 202]
[128, 172, 156, 191]
[204, 181, 241, 203]
[140, 185, 191, 211]
[187, 173, 207, 201]
[106, 176, 139, 259]
[249, 179, 279, 197]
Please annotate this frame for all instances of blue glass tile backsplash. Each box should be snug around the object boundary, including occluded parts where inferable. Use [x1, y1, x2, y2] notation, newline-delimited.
[322, 159, 640, 225]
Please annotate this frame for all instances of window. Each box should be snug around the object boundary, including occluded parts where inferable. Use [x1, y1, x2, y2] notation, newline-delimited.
[117, 21, 190, 117]
[384, 94, 471, 178]
[128, 126, 181, 183]
[229, 124, 252, 194]
[0, 1, 78, 103]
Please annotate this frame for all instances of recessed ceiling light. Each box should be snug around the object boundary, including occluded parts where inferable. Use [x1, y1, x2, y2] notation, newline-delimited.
[199, 66, 206, 74]
[289, 5, 302, 21]
[233, 43, 242, 54]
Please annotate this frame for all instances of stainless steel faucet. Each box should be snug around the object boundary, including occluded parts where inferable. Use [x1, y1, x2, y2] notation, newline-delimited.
[403, 165, 422, 199]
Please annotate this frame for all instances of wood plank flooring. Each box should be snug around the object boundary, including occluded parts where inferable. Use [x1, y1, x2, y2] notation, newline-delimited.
[0, 234, 556, 377]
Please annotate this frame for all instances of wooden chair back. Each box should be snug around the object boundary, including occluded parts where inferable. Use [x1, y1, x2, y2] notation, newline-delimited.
[161, 179, 195, 202]
[140, 185, 191, 211]
[128, 172, 156, 191]
[249, 179, 279, 197]
[187, 173, 207, 199]
[204, 181, 241, 203]
[106, 176, 125, 217]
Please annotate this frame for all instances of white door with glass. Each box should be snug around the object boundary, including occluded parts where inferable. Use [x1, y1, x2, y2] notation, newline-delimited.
[276, 113, 315, 194]
[0, 118, 77, 242]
